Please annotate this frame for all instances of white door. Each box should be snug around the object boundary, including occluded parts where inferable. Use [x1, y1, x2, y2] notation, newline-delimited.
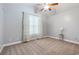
[23, 13, 42, 41]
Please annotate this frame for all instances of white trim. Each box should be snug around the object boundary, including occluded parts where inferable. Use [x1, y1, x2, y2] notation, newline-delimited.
[48, 36, 79, 45]
[0, 46, 4, 53]
[41, 35, 50, 38]
[64, 39, 79, 45]
[0, 41, 22, 53]
[48, 36, 60, 40]
[3, 41, 22, 47]
[1, 36, 79, 53]
[1, 36, 47, 47]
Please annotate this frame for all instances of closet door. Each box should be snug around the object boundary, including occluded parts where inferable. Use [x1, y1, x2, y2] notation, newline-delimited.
[23, 13, 42, 41]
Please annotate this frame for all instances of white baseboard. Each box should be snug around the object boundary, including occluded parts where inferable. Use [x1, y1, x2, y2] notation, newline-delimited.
[48, 36, 60, 40]
[2, 36, 48, 47]
[64, 39, 79, 45]
[0, 41, 22, 53]
[1, 36, 79, 53]
[0, 46, 4, 53]
[3, 41, 22, 47]
[48, 36, 79, 45]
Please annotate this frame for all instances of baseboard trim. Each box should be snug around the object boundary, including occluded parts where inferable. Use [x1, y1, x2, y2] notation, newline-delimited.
[2, 36, 48, 47]
[48, 36, 60, 40]
[3, 41, 22, 47]
[0, 46, 4, 53]
[48, 36, 79, 45]
[1, 36, 79, 53]
[64, 39, 79, 45]
[0, 41, 22, 53]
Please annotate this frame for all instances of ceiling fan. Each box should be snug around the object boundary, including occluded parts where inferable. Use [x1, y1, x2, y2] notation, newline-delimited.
[35, 3, 58, 13]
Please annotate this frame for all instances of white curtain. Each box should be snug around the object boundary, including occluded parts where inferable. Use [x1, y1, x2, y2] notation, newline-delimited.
[23, 12, 43, 41]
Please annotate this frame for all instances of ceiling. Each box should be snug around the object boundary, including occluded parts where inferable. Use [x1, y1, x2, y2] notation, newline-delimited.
[3, 3, 79, 14]
[32, 3, 79, 14]
[56, 3, 79, 13]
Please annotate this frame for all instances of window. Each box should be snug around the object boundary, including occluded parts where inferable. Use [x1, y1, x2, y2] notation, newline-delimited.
[29, 15, 40, 35]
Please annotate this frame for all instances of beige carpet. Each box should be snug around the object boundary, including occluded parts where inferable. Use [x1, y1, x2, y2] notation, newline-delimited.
[1, 38, 79, 55]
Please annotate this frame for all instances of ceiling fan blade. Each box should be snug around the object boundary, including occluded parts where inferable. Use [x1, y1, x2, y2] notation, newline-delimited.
[40, 8, 44, 11]
[48, 3, 58, 6]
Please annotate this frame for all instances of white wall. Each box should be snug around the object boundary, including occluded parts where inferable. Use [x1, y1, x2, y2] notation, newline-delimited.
[3, 3, 79, 45]
[0, 4, 3, 49]
[2, 3, 79, 45]
[3, 3, 47, 44]
[48, 6, 79, 42]
[3, 3, 36, 44]
[41, 14, 48, 36]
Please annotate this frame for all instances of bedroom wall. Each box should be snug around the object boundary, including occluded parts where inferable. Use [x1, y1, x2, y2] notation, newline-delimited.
[3, 3, 48, 44]
[48, 6, 79, 42]
[3, 3, 35, 44]
[3, 3, 79, 45]
[0, 4, 3, 49]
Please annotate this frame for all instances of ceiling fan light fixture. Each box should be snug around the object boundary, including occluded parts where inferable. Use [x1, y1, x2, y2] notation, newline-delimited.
[44, 3, 58, 11]
[35, 3, 58, 13]
[44, 5, 49, 10]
